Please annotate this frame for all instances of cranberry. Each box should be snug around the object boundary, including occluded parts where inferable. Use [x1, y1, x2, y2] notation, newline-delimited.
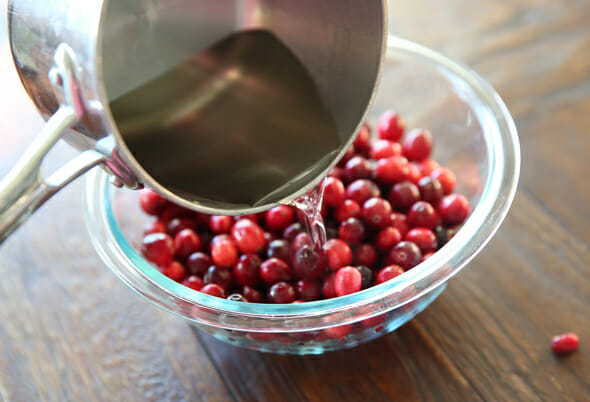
[418, 176, 444, 206]
[344, 156, 372, 182]
[267, 282, 296, 304]
[293, 232, 312, 251]
[139, 189, 170, 216]
[389, 181, 420, 211]
[182, 275, 204, 291]
[167, 218, 197, 237]
[354, 244, 378, 267]
[162, 261, 186, 282]
[211, 238, 239, 267]
[238, 213, 259, 223]
[204, 265, 233, 289]
[267, 239, 292, 262]
[142, 233, 175, 266]
[334, 200, 361, 222]
[186, 252, 212, 276]
[325, 239, 353, 271]
[144, 220, 166, 235]
[334, 267, 362, 296]
[323, 177, 346, 207]
[375, 156, 409, 185]
[439, 194, 470, 226]
[328, 166, 345, 180]
[283, 222, 304, 241]
[434, 226, 457, 249]
[376, 227, 402, 251]
[160, 205, 194, 222]
[233, 254, 262, 287]
[408, 201, 439, 229]
[345, 179, 380, 205]
[405, 228, 437, 253]
[418, 159, 440, 176]
[337, 145, 355, 167]
[322, 273, 337, 299]
[432, 168, 457, 195]
[231, 219, 266, 254]
[353, 123, 371, 152]
[362, 197, 392, 229]
[404, 163, 422, 185]
[200, 284, 226, 298]
[195, 213, 211, 228]
[389, 212, 410, 236]
[551, 333, 579, 355]
[265, 205, 295, 231]
[173, 229, 202, 260]
[338, 218, 366, 245]
[243, 285, 264, 303]
[388, 241, 422, 270]
[375, 265, 404, 285]
[370, 139, 402, 160]
[293, 245, 328, 280]
[295, 280, 322, 301]
[323, 324, 352, 339]
[402, 129, 433, 161]
[378, 111, 405, 142]
[356, 266, 373, 289]
[210, 215, 233, 234]
[260, 258, 293, 284]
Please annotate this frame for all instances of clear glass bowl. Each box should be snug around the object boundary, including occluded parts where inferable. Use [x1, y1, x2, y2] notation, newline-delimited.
[83, 36, 520, 355]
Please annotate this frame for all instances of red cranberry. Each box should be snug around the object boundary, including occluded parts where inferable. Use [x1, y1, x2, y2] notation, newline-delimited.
[434, 225, 457, 248]
[439, 194, 470, 226]
[370, 139, 402, 160]
[210, 234, 231, 246]
[376, 265, 404, 284]
[267, 282, 296, 304]
[200, 284, 226, 298]
[334, 267, 362, 296]
[260, 258, 293, 284]
[418, 159, 440, 176]
[389, 212, 410, 236]
[233, 254, 262, 287]
[211, 238, 238, 267]
[356, 266, 373, 289]
[231, 219, 266, 254]
[408, 201, 439, 229]
[174, 229, 202, 260]
[354, 244, 378, 267]
[204, 265, 233, 289]
[375, 156, 409, 185]
[160, 205, 194, 222]
[210, 215, 233, 234]
[293, 232, 312, 251]
[186, 252, 212, 276]
[404, 163, 422, 185]
[142, 233, 175, 266]
[402, 129, 433, 161]
[353, 123, 371, 152]
[238, 213, 259, 223]
[195, 213, 211, 228]
[325, 239, 353, 271]
[295, 280, 322, 301]
[293, 245, 328, 280]
[334, 200, 361, 222]
[328, 166, 346, 180]
[388, 241, 422, 270]
[139, 189, 170, 216]
[337, 145, 355, 167]
[267, 239, 292, 262]
[418, 176, 444, 206]
[344, 156, 372, 182]
[362, 197, 392, 229]
[376, 227, 402, 251]
[144, 220, 166, 235]
[243, 286, 264, 303]
[432, 168, 457, 195]
[378, 111, 405, 142]
[323, 324, 352, 339]
[322, 273, 337, 299]
[338, 218, 366, 245]
[345, 179, 380, 205]
[405, 228, 438, 253]
[283, 222, 304, 241]
[551, 333, 579, 355]
[265, 205, 295, 231]
[162, 261, 186, 282]
[389, 181, 420, 211]
[323, 177, 346, 207]
[167, 218, 197, 237]
[182, 275, 204, 291]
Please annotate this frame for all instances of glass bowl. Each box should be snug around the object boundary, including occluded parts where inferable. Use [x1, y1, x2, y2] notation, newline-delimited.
[83, 36, 520, 355]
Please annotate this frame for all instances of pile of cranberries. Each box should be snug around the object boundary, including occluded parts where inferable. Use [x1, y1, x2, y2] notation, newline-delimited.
[138, 110, 470, 305]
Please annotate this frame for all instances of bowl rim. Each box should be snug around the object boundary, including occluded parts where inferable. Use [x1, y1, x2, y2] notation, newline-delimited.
[83, 35, 521, 330]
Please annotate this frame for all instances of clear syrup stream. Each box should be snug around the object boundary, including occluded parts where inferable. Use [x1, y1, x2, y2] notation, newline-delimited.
[290, 184, 327, 252]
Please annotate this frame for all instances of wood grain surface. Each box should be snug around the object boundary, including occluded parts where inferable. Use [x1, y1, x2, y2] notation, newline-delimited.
[0, 0, 588, 401]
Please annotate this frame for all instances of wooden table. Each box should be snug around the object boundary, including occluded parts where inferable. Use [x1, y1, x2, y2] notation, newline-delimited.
[1, 0, 588, 400]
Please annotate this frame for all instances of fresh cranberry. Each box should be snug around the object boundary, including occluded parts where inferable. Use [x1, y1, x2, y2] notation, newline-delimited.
[439, 194, 470, 226]
[418, 176, 444, 206]
[182, 275, 204, 291]
[323, 324, 352, 339]
[195, 213, 211, 228]
[200, 284, 226, 298]
[418, 159, 440, 176]
[283, 222, 304, 241]
[375, 265, 404, 285]
[334, 267, 362, 296]
[328, 166, 346, 180]
[267, 282, 296, 304]
[204, 265, 233, 289]
[143, 220, 167, 235]
[260, 258, 293, 284]
[402, 129, 433, 161]
[293, 232, 312, 251]
[434, 225, 457, 248]
[362, 197, 392, 229]
[238, 213, 259, 223]
[139, 189, 170, 216]
[338, 218, 366, 245]
[345, 179, 380, 205]
[344, 156, 372, 182]
[210, 215, 233, 234]
[295, 280, 322, 301]
[159, 205, 194, 222]
[389, 212, 410, 236]
[325, 239, 353, 271]
[167, 218, 197, 237]
[243, 285, 264, 303]
[231, 219, 266, 254]
[162, 261, 186, 282]
[354, 244, 378, 267]
[405, 228, 438, 253]
[375, 156, 409, 185]
[404, 163, 422, 185]
[432, 168, 457, 195]
[353, 123, 371, 152]
[337, 145, 356, 167]
[322, 273, 337, 299]
[388, 241, 422, 270]
[267, 239, 292, 262]
[233, 254, 262, 287]
[551, 333, 579, 355]
[334, 200, 361, 222]
[211, 238, 239, 267]
[323, 177, 346, 207]
[210, 234, 231, 246]
[142, 233, 175, 266]
[265, 205, 295, 231]
[370, 139, 402, 160]
[174, 229, 202, 260]
[357, 266, 373, 289]
[389, 182, 420, 211]
[408, 201, 439, 229]
[378, 111, 405, 142]
[293, 245, 328, 280]
[186, 252, 212, 276]
[376, 227, 402, 251]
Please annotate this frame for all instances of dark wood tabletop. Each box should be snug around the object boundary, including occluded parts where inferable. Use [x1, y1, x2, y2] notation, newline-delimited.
[1, 0, 588, 401]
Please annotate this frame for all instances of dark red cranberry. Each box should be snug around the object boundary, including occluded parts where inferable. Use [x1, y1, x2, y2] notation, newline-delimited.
[434, 225, 458, 249]
[323, 324, 352, 339]
[334, 267, 362, 296]
[144, 220, 166, 235]
[210, 215, 233, 234]
[243, 286, 264, 303]
[356, 266, 373, 289]
[200, 284, 226, 298]
[418, 176, 444, 206]
[233, 254, 262, 287]
[267, 282, 296, 304]
[338, 218, 366, 245]
[362, 197, 392, 229]
[432, 168, 457, 195]
[344, 156, 372, 182]
[439, 194, 470, 226]
[195, 213, 211, 228]
[389, 212, 410, 236]
[388, 241, 422, 270]
[174, 229, 202, 260]
[370, 139, 402, 160]
[139, 189, 170, 216]
[323, 177, 346, 207]
[162, 261, 186, 282]
[186, 252, 212, 276]
[328, 166, 346, 180]
[354, 244, 378, 267]
[231, 219, 266, 254]
[265, 205, 295, 231]
[325, 239, 353, 271]
[552, 333, 579, 355]
[142, 233, 175, 266]
[405, 228, 438, 253]
[260, 258, 293, 284]
[204, 265, 233, 289]
[211, 238, 238, 267]
[418, 159, 440, 176]
[402, 129, 433, 161]
[337, 145, 356, 167]
[375, 156, 409, 185]
[159, 205, 194, 222]
[408, 201, 439, 229]
[167, 218, 197, 237]
[353, 123, 371, 152]
[345, 179, 380, 205]
[322, 273, 337, 299]
[283, 222, 304, 241]
[267, 239, 292, 262]
[182, 275, 204, 291]
[227, 293, 248, 302]
[293, 245, 328, 280]
[293, 232, 312, 251]
[404, 163, 422, 185]
[376, 265, 404, 284]
[378, 111, 405, 142]
[334, 199, 361, 222]
[389, 181, 420, 211]
[295, 280, 322, 301]
[376, 227, 402, 251]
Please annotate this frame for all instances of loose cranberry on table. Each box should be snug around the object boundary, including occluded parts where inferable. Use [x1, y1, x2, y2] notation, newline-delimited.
[323, 177, 346, 207]
[265, 205, 295, 231]
[378, 111, 405, 142]
[402, 129, 433, 162]
[325, 239, 353, 271]
[362, 197, 392, 229]
[142, 233, 175, 266]
[551, 333, 579, 356]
